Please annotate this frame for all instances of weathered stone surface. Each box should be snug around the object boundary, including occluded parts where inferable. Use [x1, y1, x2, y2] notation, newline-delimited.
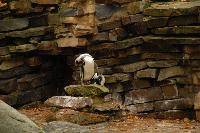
[124, 87, 163, 105]
[98, 20, 122, 31]
[144, 17, 168, 29]
[158, 66, 185, 81]
[57, 37, 88, 47]
[8, 0, 32, 14]
[92, 101, 121, 112]
[133, 79, 151, 89]
[115, 37, 143, 50]
[0, 60, 24, 71]
[147, 60, 178, 68]
[44, 121, 90, 133]
[96, 4, 119, 20]
[104, 73, 131, 83]
[168, 15, 198, 26]
[29, 14, 48, 27]
[136, 69, 158, 79]
[118, 46, 141, 58]
[45, 96, 93, 109]
[0, 78, 17, 94]
[152, 26, 200, 35]
[114, 61, 147, 73]
[127, 1, 143, 15]
[143, 36, 200, 45]
[126, 102, 154, 113]
[37, 41, 57, 51]
[73, 25, 94, 37]
[59, 8, 84, 17]
[9, 44, 37, 53]
[141, 53, 182, 60]
[161, 84, 178, 99]
[64, 85, 109, 97]
[122, 14, 144, 25]
[96, 58, 120, 67]
[91, 32, 109, 42]
[144, 1, 200, 17]
[194, 91, 200, 110]
[17, 72, 53, 90]
[0, 18, 28, 32]
[13, 83, 55, 106]
[55, 109, 109, 125]
[0, 100, 43, 133]
[5, 26, 53, 38]
[31, 0, 60, 4]
[154, 98, 193, 111]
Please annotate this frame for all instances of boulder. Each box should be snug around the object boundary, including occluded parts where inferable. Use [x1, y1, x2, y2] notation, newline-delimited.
[45, 96, 93, 109]
[64, 85, 109, 97]
[0, 100, 43, 133]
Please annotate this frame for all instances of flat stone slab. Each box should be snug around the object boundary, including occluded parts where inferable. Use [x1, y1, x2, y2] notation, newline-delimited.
[151, 26, 200, 35]
[64, 85, 109, 97]
[143, 36, 200, 45]
[144, 1, 200, 17]
[45, 96, 93, 109]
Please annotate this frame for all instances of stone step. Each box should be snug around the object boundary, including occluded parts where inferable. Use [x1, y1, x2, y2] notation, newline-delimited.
[44, 96, 93, 109]
[64, 85, 109, 97]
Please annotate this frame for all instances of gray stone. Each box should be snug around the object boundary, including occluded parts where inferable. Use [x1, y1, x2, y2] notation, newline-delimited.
[104, 73, 131, 83]
[17, 72, 53, 91]
[122, 14, 144, 25]
[147, 60, 178, 68]
[161, 84, 178, 99]
[141, 53, 182, 60]
[92, 101, 121, 112]
[158, 66, 185, 81]
[136, 68, 158, 79]
[96, 4, 119, 19]
[126, 102, 154, 113]
[152, 26, 200, 35]
[143, 36, 200, 45]
[133, 79, 151, 89]
[154, 98, 193, 111]
[44, 121, 90, 133]
[98, 20, 122, 31]
[0, 18, 28, 32]
[124, 87, 163, 105]
[114, 61, 147, 73]
[59, 8, 84, 17]
[0, 78, 17, 94]
[144, 17, 168, 29]
[144, 1, 200, 17]
[64, 85, 109, 97]
[45, 96, 93, 109]
[5, 26, 53, 38]
[0, 100, 43, 133]
[9, 44, 37, 53]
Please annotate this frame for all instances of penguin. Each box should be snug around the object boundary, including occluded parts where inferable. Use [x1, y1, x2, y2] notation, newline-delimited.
[75, 53, 98, 85]
[91, 73, 106, 86]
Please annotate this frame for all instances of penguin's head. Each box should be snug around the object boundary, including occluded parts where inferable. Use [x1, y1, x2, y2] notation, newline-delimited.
[75, 53, 93, 67]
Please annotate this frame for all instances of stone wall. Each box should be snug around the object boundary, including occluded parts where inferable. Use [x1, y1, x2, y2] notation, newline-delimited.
[86, 0, 200, 119]
[0, 0, 200, 118]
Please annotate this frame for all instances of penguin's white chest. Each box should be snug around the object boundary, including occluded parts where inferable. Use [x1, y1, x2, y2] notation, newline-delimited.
[83, 57, 95, 81]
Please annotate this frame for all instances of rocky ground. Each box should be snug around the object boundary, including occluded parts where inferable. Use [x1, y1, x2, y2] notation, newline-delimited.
[18, 102, 200, 133]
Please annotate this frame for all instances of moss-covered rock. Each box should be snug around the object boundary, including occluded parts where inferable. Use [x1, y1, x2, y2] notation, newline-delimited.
[64, 85, 110, 97]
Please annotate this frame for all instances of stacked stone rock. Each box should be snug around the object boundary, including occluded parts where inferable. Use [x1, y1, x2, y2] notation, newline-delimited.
[1, 0, 200, 119]
[86, 1, 200, 119]
[0, 0, 83, 106]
